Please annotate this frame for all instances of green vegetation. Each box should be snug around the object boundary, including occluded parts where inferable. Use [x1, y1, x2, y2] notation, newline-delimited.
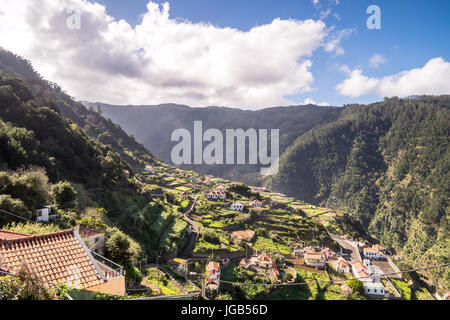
[267, 96, 450, 288]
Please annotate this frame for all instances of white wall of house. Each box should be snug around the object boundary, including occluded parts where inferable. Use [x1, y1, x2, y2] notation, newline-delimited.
[36, 207, 51, 222]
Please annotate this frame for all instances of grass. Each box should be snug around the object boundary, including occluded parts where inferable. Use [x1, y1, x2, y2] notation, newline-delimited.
[180, 199, 190, 209]
[142, 267, 182, 296]
[391, 279, 412, 300]
[175, 186, 192, 192]
[254, 236, 292, 255]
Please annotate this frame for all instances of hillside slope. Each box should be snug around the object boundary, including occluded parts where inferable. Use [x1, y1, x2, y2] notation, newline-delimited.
[266, 96, 450, 287]
[83, 102, 341, 185]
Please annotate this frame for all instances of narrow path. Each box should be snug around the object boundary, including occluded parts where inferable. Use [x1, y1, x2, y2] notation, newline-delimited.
[179, 197, 199, 258]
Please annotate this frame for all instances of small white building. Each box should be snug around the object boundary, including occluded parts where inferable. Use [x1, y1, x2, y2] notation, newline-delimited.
[249, 200, 263, 207]
[364, 282, 387, 297]
[352, 261, 371, 282]
[207, 190, 226, 200]
[36, 205, 59, 222]
[230, 202, 244, 211]
[332, 257, 350, 273]
[363, 247, 384, 260]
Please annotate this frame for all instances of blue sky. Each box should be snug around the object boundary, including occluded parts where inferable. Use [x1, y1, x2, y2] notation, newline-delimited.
[91, 0, 450, 106]
[1, 0, 448, 108]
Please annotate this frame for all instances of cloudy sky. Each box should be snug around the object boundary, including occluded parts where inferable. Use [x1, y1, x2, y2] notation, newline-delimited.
[0, 0, 449, 108]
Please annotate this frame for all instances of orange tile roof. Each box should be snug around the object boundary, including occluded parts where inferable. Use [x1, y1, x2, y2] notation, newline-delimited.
[207, 261, 220, 273]
[257, 253, 273, 263]
[0, 230, 32, 240]
[373, 244, 385, 251]
[363, 247, 381, 254]
[352, 261, 368, 272]
[0, 229, 105, 289]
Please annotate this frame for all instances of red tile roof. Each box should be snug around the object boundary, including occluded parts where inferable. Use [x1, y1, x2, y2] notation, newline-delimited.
[352, 261, 369, 277]
[0, 229, 105, 289]
[207, 261, 220, 274]
[0, 230, 32, 240]
[373, 244, 386, 251]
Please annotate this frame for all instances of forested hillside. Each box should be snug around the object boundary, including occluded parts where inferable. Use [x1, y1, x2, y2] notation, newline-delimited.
[0, 49, 189, 270]
[266, 96, 450, 287]
[84, 102, 342, 185]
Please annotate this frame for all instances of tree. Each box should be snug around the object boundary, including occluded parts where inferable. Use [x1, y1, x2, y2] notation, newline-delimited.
[348, 279, 364, 295]
[51, 181, 77, 208]
[0, 194, 27, 225]
[105, 228, 132, 264]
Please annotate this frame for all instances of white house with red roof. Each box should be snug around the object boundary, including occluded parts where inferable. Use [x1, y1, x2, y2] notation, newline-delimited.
[351, 261, 371, 282]
[249, 200, 263, 207]
[206, 261, 220, 284]
[304, 250, 326, 269]
[363, 247, 384, 260]
[332, 257, 350, 273]
[207, 189, 226, 200]
[230, 202, 244, 211]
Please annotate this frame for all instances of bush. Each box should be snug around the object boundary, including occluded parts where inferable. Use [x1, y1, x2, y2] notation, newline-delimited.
[51, 181, 77, 208]
[348, 279, 364, 295]
[0, 194, 27, 225]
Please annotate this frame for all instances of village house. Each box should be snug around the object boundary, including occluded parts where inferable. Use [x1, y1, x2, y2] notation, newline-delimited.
[230, 202, 244, 211]
[341, 283, 353, 297]
[0, 229, 126, 296]
[207, 190, 226, 200]
[363, 247, 385, 260]
[169, 258, 189, 277]
[249, 200, 263, 207]
[372, 244, 386, 254]
[304, 250, 326, 269]
[332, 257, 350, 273]
[321, 247, 338, 260]
[206, 261, 220, 284]
[74, 225, 105, 255]
[36, 205, 59, 222]
[364, 281, 387, 297]
[351, 261, 371, 282]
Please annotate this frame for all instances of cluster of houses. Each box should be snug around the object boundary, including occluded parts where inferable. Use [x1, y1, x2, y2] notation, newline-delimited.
[294, 246, 341, 270]
[293, 243, 389, 298]
[229, 199, 262, 212]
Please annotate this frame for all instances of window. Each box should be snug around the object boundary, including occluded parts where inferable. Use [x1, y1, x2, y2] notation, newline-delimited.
[37, 210, 42, 217]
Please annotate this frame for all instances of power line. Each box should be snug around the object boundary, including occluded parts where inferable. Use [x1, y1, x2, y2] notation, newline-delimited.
[0, 208, 36, 224]
[219, 263, 450, 287]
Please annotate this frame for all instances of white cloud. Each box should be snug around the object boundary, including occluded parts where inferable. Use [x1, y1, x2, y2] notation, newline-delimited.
[320, 9, 332, 20]
[323, 28, 354, 56]
[369, 54, 386, 68]
[336, 57, 450, 98]
[0, 0, 350, 109]
[302, 98, 329, 106]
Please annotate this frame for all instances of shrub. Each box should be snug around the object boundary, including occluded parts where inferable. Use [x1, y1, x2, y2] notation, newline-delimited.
[51, 181, 77, 208]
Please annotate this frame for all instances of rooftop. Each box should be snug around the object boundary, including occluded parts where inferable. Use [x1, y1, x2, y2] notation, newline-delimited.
[0, 229, 116, 289]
